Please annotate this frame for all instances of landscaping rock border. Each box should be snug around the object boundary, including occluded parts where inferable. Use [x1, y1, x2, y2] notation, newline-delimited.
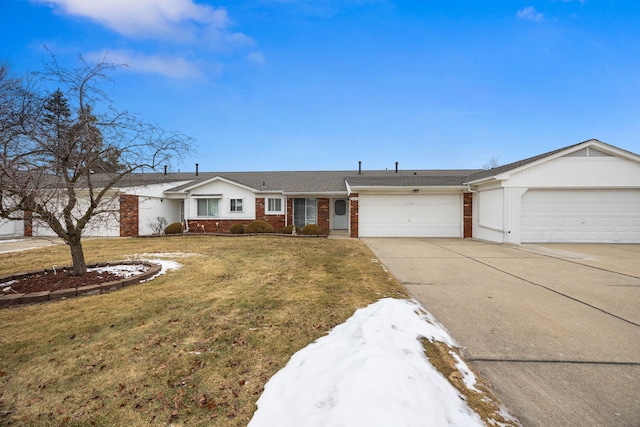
[0, 261, 162, 307]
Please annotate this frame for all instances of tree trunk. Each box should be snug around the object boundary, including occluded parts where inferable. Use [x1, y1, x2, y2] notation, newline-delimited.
[68, 236, 87, 276]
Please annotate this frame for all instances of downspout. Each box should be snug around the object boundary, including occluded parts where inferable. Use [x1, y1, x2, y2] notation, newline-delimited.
[184, 191, 190, 233]
[284, 194, 288, 227]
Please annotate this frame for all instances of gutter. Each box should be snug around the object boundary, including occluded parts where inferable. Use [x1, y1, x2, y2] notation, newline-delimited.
[348, 185, 468, 192]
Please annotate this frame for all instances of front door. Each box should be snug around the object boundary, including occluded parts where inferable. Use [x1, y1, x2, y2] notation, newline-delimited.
[332, 199, 348, 230]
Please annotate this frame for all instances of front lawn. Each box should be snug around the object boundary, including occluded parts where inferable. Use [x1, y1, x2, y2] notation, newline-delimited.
[0, 236, 407, 426]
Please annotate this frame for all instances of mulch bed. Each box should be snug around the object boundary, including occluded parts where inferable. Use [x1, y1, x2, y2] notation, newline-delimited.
[6, 270, 124, 294]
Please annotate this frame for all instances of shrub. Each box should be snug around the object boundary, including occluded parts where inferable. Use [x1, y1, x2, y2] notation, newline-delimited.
[300, 224, 324, 235]
[245, 220, 275, 234]
[230, 224, 245, 234]
[164, 222, 183, 235]
[280, 225, 302, 235]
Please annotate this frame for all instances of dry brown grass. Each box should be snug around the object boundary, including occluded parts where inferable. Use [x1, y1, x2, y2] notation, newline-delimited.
[0, 236, 514, 426]
[0, 236, 407, 426]
[423, 339, 519, 426]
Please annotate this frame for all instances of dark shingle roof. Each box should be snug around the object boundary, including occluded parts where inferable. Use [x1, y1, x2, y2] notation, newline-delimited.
[345, 170, 481, 187]
[88, 140, 629, 193]
[105, 168, 485, 194]
[164, 171, 354, 193]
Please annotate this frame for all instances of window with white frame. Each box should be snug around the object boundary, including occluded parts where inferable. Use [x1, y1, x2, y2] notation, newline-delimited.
[197, 198, 219, 217]
[266, 197, 283, 214]
[230, 198, 243, 212]
[293, 198, 317, 228]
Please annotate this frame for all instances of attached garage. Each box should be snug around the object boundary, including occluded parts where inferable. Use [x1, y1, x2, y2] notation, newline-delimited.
[521, 189, 640, 243]
[358, 193, 462, 237]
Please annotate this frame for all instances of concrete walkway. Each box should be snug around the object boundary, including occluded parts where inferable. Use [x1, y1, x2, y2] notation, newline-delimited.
[0, 236, 64, 253]
[363, 238, 640, 427]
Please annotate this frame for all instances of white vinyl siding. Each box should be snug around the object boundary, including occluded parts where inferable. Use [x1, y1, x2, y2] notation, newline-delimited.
[358, 194, 462, 237]
[477, 189, 503, 231]
[521, 189, 640, 243]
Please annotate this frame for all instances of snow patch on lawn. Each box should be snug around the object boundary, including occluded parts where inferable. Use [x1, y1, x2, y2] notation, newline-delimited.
[249, 298, 486, 427]
[91, 253, 193, 282]
[137, 253, 189, 281]
[450, 350, 481, 393]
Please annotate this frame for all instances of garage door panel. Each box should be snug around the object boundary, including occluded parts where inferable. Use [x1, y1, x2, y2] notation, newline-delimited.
[359, 194, 461, 237]
[522, 189, 640, 243]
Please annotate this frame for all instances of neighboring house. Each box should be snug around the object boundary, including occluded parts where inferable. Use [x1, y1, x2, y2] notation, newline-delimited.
[3, 139, 639, 244]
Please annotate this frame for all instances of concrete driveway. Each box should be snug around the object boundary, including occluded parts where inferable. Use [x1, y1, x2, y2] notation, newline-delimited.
[363, 238, 640, 427]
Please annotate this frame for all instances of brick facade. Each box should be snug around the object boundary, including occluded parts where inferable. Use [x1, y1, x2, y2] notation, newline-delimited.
[23, 210, 32, 237]
[349, 193, 359, 238]
[256, 198, 286, 231]
[119, 195, 139, 237]
[463, 192, 472, 238]
[286, 198, 293, 229]
[185, 219, 254, 233]
[185, 198, 286, 233]
[317, 198, 330, 234]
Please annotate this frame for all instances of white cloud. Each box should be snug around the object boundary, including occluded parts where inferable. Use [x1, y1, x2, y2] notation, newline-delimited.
[31, 0, 257, 79]
[516, 6, 544, 22]
[85, 50, 203, 79]
[247, 52, 265, 64]
[32, 0, 252, 46]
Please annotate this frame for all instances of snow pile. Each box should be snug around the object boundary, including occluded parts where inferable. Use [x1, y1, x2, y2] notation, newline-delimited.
[140, 259, 182, 279]
[88, 264, 150, 278]
[249, 298, 485, 427]
[88, 253, 187, 282]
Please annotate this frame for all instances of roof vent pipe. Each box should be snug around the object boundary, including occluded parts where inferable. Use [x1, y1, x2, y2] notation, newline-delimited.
[358, 161, 362, 175]
[195, 163, 199, 176]
[164, 165, 167, 176]
[395, 162, 398, 173]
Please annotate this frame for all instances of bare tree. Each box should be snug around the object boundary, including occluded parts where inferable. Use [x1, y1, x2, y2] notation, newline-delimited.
[482, 156, 500, 170]
[0, 57, 191, 275]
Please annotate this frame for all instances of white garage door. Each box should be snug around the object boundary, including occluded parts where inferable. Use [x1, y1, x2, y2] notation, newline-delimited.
[521, 189, 640, 243]
[358, 194, 462, 237]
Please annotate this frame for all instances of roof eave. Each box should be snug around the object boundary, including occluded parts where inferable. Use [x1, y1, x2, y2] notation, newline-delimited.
[350, 185, 468, 191]
[284, 191, 348, 196]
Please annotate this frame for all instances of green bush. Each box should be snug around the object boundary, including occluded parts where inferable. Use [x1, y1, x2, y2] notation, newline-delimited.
[164, 222, 183, 235]
[245, 220, 275, 234]
[230, 224, 245, 234]
[280, 225, 302, 235]
[300, 224, 324, 235]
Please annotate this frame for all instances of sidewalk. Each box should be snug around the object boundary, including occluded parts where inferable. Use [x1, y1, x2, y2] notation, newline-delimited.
[0, 237, 64, 254]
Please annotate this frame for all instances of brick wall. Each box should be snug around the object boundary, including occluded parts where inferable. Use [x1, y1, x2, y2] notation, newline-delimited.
[286, 198, 293, 228]
[317, 198, 330, 234]
[119, 195, 139, 237]
[23, 210, 32, 237]
[463, 192, 472, 238]
[186, 219, 254, 233]
[256, 198, 286, 231]
[349, 193, 359, 238]
[177, 198, 286, 234]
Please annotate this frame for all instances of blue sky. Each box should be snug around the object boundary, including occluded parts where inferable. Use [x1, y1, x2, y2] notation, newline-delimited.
[1, 0, 639, 172]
